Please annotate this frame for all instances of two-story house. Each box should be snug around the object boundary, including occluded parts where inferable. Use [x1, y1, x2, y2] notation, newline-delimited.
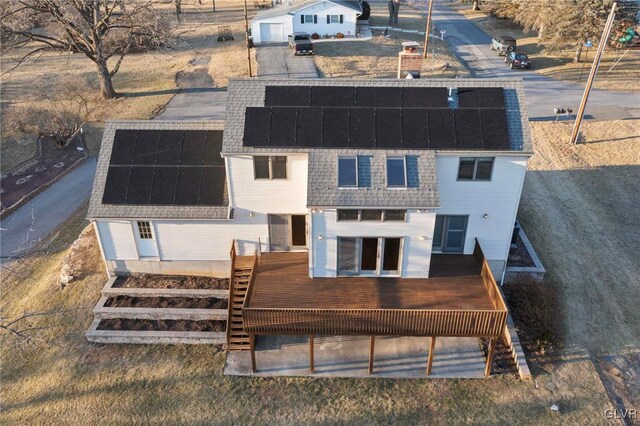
[88, 79, 532, 375]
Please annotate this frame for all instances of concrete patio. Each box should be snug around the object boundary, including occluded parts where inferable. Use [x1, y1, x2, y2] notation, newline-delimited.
[224, 335, 487, 379]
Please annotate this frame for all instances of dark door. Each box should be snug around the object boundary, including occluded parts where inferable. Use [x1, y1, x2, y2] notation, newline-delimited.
[361, 238, 379, 272]
[291, 215, 307, 247]
[382, 237, 402, 273]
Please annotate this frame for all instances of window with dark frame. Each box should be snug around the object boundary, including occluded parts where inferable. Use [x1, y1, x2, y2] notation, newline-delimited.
[336, 209, 407, 222]
[327, 14, 342, 24]
[137, 221, 153, 239]
[302, 14, 315, 23]
[253, 156, 287, 180]
[457, 157, 494, 181]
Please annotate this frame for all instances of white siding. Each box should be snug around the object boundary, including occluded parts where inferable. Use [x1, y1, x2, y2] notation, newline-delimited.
[435, 155, 528, 262]
[251, 15, 293, 43]
[311, 209, 436, 278]
[293, 2, 359, 37]
[96, 220, 138, 260]
[154, 219, 268, 260]
[226, 154, 308, 214]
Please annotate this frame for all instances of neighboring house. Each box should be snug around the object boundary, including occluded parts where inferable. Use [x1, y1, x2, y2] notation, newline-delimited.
[88, 79, 533, 369]
[251, 0, 362, 43]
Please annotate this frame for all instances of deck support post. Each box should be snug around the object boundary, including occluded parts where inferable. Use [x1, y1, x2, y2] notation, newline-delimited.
[309, 335, 315, 374]
[426, 336, 436, 376]
[368, 336, 375, 375]
[485, 338, 496, 377]
[250, 335, 257, 373]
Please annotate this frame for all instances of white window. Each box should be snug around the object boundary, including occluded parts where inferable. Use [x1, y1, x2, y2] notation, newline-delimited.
[137, 221, 153, 239]
[327, 14, 342, 24]
[254, 156, 287, 180]
[386, 156, 407, 188]
[302, 14, 315, 23]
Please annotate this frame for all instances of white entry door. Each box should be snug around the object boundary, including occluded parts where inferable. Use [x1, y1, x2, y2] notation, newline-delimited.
[260, 23, 284, 42]
[134, 221, 159, 258]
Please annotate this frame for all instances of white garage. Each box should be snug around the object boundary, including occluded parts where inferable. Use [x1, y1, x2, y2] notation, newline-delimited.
[260, 23, 285, 42]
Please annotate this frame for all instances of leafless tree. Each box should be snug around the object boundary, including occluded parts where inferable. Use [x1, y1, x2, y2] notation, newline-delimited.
[1, 0, 175, 99]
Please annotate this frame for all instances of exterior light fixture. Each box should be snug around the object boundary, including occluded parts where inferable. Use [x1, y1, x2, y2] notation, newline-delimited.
[483, 213, 488, 219]
[419, 235, 426, 240]
[318, 235, 324, 240]
[249, 211, 254, 217]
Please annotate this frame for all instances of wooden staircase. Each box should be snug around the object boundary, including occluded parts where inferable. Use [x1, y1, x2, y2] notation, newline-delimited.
[227, 241, 257, 351]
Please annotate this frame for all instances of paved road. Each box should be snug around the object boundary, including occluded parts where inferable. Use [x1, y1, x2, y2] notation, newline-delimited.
[429, 4, 640, 121]
[256, 45, 319, 79]
[1, 159, 96, 258]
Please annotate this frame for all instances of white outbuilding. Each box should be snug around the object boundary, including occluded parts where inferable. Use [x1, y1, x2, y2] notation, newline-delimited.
[251, 0, 363, 43]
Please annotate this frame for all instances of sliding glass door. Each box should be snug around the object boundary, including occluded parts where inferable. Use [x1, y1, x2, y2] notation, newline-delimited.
[433, 215, 468, 253]
[338, 237, 402, 276]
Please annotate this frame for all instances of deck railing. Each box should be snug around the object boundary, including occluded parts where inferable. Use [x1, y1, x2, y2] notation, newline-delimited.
[243, 240, 509, 338]
[225, 240, 237, 342]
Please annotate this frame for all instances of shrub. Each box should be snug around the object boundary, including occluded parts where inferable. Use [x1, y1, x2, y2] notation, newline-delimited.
[336, 32, 344, 38]
[311, 32, 320, 39]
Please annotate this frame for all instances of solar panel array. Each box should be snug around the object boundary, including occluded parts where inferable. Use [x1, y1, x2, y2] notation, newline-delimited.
[246, 86, 511, 150]
[102, 130, 226, 206]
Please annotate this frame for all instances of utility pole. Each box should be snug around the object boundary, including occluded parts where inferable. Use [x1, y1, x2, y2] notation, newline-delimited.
[569, 2, 617, 145]
[212, 0, 216, 12]
[243, 0, 253, 77]
[422, 0, 434, 59]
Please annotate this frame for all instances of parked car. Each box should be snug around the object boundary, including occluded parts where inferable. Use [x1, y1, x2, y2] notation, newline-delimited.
[288, 33, 313, 56]
[491, 35, 516, 55]
[504, 51, 530, 69]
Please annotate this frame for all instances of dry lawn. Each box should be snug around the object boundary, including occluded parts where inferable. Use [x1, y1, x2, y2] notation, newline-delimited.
[0, 0, 256, 172]
[455, 5, 640, 93]
[314, 1, 467, 78]
[0, 206, 619, 424]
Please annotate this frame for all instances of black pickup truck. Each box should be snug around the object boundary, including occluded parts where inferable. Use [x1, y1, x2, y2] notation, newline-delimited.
[288, 33, 313, 56]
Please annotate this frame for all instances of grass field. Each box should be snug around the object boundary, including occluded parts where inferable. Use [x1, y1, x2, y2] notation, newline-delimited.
[0, 0, 256, 172]
[5, 121, 640, 424]
[314, 1, 468, 79]
[454, 4, 640, 93]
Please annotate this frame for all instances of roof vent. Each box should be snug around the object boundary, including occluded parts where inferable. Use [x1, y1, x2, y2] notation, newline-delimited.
[447, 87, 458, 109]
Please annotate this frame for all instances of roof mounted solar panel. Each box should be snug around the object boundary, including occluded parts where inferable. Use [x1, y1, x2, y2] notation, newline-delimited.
[199, 167, 226, 206]
[243, 107, 271, 147]
[126, 167, 155, 205]
[311, 86, 356, 107]
[480, 109, 511, 149]
[295, 107, 323, 147]
[181, 130, 208, 165]
[454, 109, 483, 149]
[458, 87, 505, 109]
[269, 107, 298, 147]
[375, 108, 402, 149]
[110, 130, 138, 165]
[428, 109, 455, 149]
[132, 130, 160, 165]
[402, 108, 429, 149]
[349, 108, 375, 148]
[265, 86, 311, 106]
[174, 168, 203, 205]
[156, 130, 184, 165]
[204, 130, 224, 166]
[373, 87, 403, 107]
[403, 87, 448, 108]
[102, 166, 131, 204]
[150, 166, 179, 205]
[322, 108, 350, 148]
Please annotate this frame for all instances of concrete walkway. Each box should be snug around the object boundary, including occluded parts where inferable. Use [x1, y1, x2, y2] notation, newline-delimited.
[1, 159, 96, 258]
[224, 335, 486, 378]
[156, 56, 227, 121]
[256, 45, 319, 79]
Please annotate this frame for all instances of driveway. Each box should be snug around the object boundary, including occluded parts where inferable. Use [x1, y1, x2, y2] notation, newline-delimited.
[427, 3, 639, 120]
[1, 159, 96, 258]
[256, 45, 319, 79]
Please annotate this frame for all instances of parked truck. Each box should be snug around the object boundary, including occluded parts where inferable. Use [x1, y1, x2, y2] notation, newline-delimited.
[288, 33, 314, 56]
[491, 35, 516, 56]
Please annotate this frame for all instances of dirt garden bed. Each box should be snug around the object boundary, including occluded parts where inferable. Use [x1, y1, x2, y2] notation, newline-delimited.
[507, 235, 535, 267]
[103, 295, 227, 310]
[97, 319, 226, 332]
[112, 274, 229, 290]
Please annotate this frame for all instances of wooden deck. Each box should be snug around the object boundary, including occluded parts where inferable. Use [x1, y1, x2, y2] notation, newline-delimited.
[240, 240, 508, 338]
[245, 253, 495, 311]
